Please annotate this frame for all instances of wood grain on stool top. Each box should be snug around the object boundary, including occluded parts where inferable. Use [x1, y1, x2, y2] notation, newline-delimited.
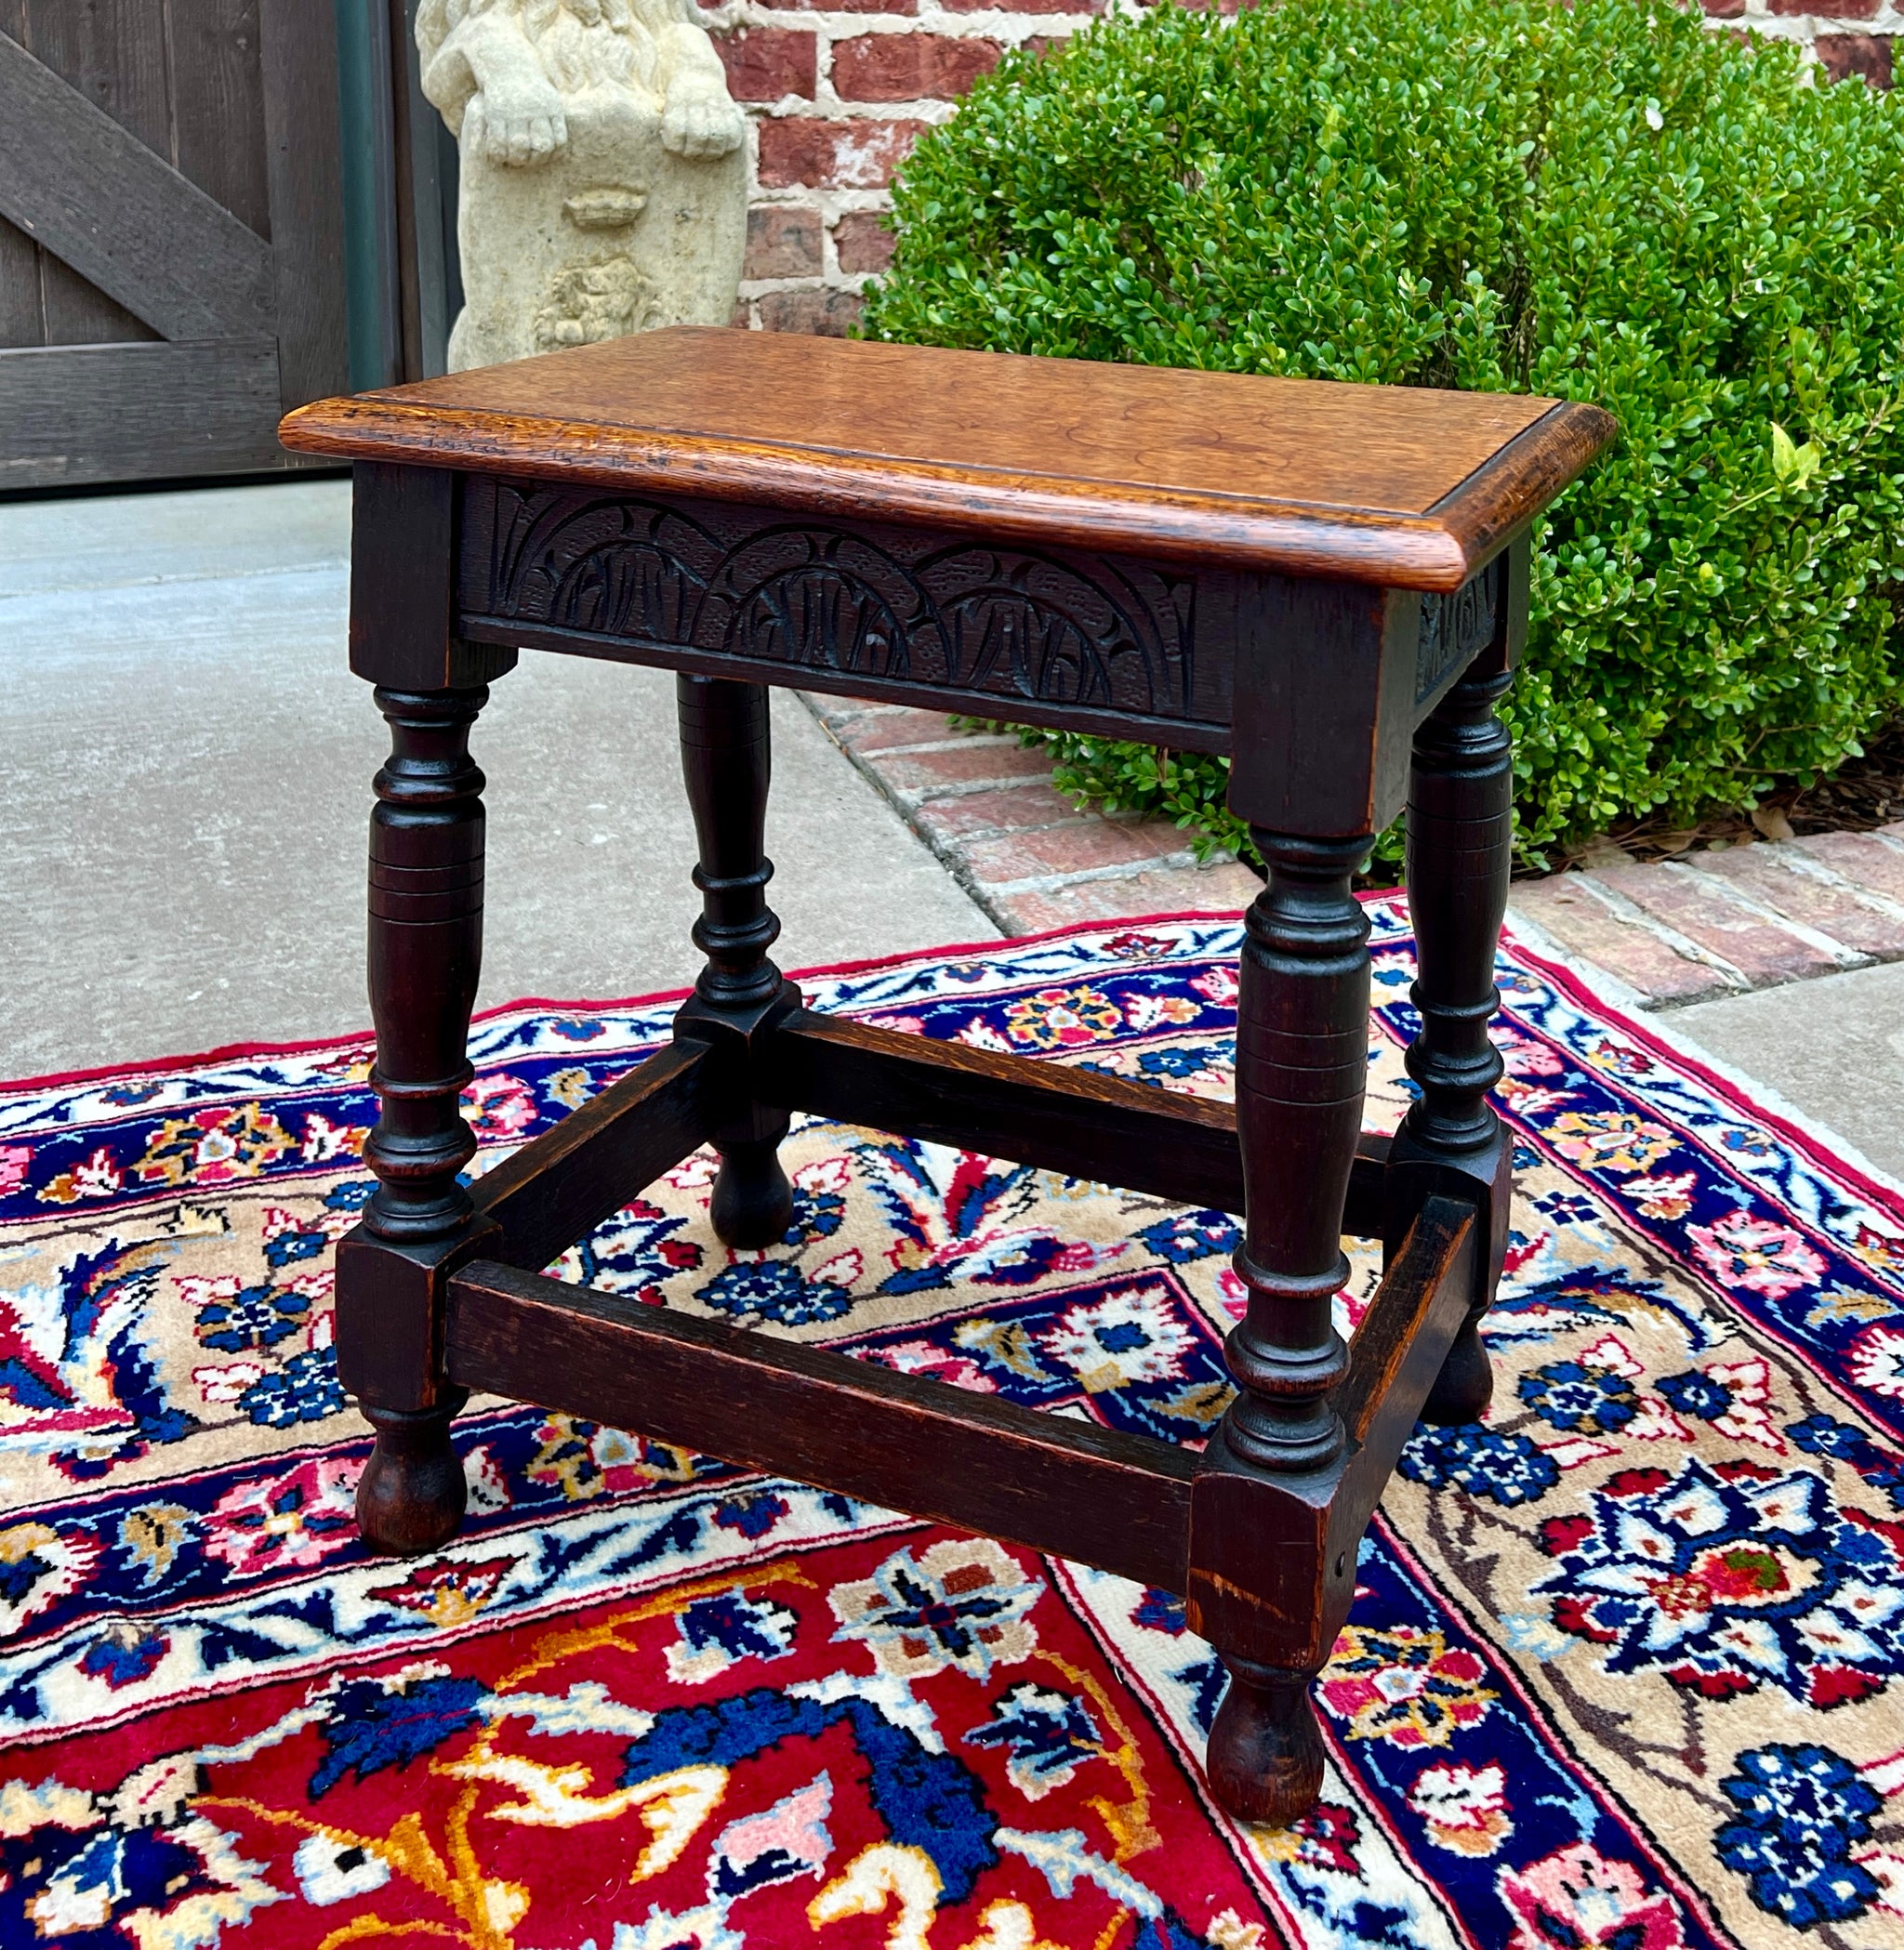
[281, 328, 1615, 590]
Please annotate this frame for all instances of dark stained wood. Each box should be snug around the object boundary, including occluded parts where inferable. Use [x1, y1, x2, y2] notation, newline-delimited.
[447, 1258, 1198, 1592]
[350, 464, 518, 691]
[361, 684, 492, 1248]
[1190, 1197, 1474, 1825]
[1186, 826, 1368, 1819]
[333, 1224, 491, 1416]
[492, 615, 1241, 761]
[320, 330, 1612, 1829]
[1215, 833, 1369, 1474]
[1184, 1202, 1477, 1663]
[281, 329, 1617, 590]
[1228, 577, 1419, 837]
[1401, 660, 1515, 1148]
[1205, 1658, 1327, 1827]
[0, 3, 346, 484]
[456, 475, 1231, 750]
[1391, 591, 1523, 1423]
[675, 674, 800, 1248]
[0, 337, 283, 485]
[761, 1008, 1391, 1238]
[166, 0, 271, 237]
[337, 478, 518, 1556]
[258, 0, 349, 422]
[1338, 1199, 1476, 1466]
[0, 30, 276, 341]
[678, 677, 787, 1023]
[342, 678, 502, 1552]
[449, 478, 1519, 788]
[475, 1041, 715, 1272]
[354, 1391, 472, 1558]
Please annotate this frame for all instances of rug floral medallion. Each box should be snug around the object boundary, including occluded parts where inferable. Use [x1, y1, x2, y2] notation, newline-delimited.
[1, 903, 1900, 1950]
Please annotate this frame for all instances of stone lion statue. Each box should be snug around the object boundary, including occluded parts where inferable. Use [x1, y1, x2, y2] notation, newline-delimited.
[416, 0, 747, 371]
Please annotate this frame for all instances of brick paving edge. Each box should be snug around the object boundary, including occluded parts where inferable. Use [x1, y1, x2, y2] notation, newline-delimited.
[1509, 826, 1904, 1009]
[800, 696, 1262, 934]
[804, 698, 1904, 1006]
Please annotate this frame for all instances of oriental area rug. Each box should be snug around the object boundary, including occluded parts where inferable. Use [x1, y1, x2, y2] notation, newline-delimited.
[2, 904, 1901, 1950]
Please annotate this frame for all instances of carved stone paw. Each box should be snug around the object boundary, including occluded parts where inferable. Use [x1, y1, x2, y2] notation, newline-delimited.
[465, 70, 570, 167]
[662, 86, 746, 160]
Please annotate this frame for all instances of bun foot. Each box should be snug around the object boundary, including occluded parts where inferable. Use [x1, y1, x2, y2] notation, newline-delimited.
[1207, 1655, 1326, 1826]
[356, 1394, 469, 1556]
[1420, 1314, 1494, 1427]
[710, 1139, 794, 1249]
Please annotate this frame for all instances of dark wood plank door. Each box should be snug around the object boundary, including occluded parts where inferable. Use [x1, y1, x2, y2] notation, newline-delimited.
[0, 2, 348, 489]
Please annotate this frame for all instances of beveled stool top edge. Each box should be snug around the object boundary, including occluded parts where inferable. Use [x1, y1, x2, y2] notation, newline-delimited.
[282, 330, 1616, 591]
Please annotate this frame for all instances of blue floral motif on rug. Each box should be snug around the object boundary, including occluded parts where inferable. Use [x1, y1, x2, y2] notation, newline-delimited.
[0, 903, 1900, 1949]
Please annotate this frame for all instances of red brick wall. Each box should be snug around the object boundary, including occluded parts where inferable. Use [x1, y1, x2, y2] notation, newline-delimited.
[705, 1, 1100, 334]
[702, 2, 1894, 336]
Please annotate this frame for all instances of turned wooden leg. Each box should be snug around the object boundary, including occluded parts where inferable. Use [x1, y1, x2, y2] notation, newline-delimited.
[337, 682, 496, 1555]
[1397, 659, 1515, 1427]
[676, 674, 795, 1249]
[356, 1400, 470, 1553]
[1208, 1655, 1328, 1824]
[1223, 831, 1368, 1475]
[1192, 829, 1371, 1825]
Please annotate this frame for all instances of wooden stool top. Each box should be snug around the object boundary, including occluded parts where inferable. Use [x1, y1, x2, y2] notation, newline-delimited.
[281, 327, 1613, 591]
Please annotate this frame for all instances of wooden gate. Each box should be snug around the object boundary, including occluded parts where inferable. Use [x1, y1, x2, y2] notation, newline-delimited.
[0, 3, 348, 491]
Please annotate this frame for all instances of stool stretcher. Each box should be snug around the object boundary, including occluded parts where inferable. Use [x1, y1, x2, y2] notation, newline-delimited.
[467, 1010, 1395, 1276]
[443, 1201, 1473, 1635]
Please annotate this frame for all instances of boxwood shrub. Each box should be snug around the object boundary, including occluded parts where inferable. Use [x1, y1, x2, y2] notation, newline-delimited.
[862, 0, 1904, 865]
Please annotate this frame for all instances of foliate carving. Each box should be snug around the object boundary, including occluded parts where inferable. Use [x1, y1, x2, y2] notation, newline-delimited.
[1414, 557, 1501, 705]
[466, 482, 1216, 725]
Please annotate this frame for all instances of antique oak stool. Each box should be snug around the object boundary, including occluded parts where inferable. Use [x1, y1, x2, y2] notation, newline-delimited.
[282, 330, 1612, 1825]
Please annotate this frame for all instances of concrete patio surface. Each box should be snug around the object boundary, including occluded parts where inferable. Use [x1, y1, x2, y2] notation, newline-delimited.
[1664, 963, 1904, 1181]
[0, 477, 989, 1077]
[1508, 836, 1904, 1182]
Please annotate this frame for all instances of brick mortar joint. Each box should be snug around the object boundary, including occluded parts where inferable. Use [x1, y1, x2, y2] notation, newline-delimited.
[740, 272, 876, 294]
[748, 188, 894, 206]
[926, 806, 1104, 839]
[848, 736, 1026, 758]
[1564, 872, 1755, 995]
[1774, 843, 1904, 923]
[752, 97, 962, 118]
[977, 852, 1210, 897]
[852, 763, 1058, 799]
[1660, 859, 1870, 968]
[702, 4, 1104, 29]
[796, 694, 1023, 932]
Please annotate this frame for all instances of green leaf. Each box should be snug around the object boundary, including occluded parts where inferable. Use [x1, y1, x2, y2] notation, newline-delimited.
[1770, 421, 1799, 483]
[865, 0, 1904, 864]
